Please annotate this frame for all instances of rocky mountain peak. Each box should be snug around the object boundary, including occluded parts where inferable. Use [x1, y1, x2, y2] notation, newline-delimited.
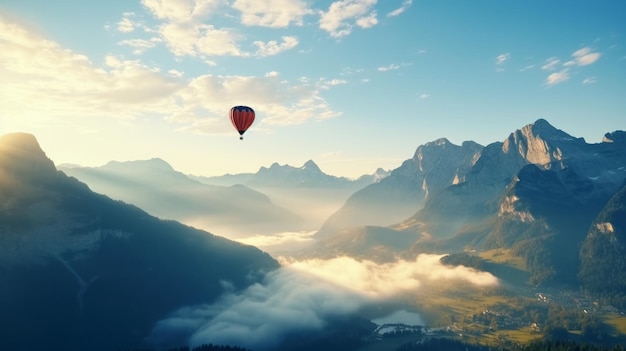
[501, 119, 574, 166]
[603, 130, 626, 145]
[431, 137, 451, 146]
[301, 159, 322, 173]
[412, 137, 482, 175]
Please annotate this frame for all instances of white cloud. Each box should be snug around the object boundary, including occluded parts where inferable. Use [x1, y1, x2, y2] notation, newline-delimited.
[160, 22, 246, 57]
[419, 94, 430, 100]
[117, 37, 162, 55]
[582, 76, 597, 85]
[541, 47, 601, 86]
[169, 73, 341, 131]
[141, 0, 306, 58]
[286, 255, 499, 298]
[253, 36, 299, 56]
[319, 78, 347, 90]
[319, 0, 378, 38]
[0, 18, 338, 134]
[355, 11, 378, 28]
[141, 0, 250, 58]
[148, 267, 365, 350]
[324, 78, 347, 86]
[496, 52, 510, 65]
[0, 19, 182, 122]
[565, 47, 601, 67]
[168, 69, 185, 77]
[233, 0, 313, 27]
[387, 0, 413, 17]
[378, 63, 400, 71]
[545, 70, 569, 85]
[117, 13, 137, 33]
[148, 254, 498, 350]
[141, 0, 221, 22]
[542, 57, 560, 70]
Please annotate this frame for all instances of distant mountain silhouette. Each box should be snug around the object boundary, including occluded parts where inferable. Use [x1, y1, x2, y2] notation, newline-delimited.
[59, 158, 303, 238]
[194, 159, 389, 188]
[193, 160, 391, 231]
[0, 133, 279, 351]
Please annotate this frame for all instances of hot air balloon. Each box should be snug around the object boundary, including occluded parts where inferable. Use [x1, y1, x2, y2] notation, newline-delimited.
[229, 106, 255, 140]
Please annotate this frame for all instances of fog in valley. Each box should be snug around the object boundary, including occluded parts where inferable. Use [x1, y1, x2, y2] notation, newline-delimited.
[149, 254, 499, 350]
[3, 122, 626, 351]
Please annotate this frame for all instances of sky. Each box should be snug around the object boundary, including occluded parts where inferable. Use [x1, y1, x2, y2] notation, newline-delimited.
[1, 0, 625, 179]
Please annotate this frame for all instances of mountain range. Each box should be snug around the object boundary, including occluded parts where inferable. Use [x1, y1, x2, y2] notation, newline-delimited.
[61, 159, 390, 239]
[2, 119, 626, 350]
[192, 160, 391, 232]
[0, 133, 279, 351]
[58, 158, 304, 238]
[192, 159, 389, 188]
[307, 119, 626, 290]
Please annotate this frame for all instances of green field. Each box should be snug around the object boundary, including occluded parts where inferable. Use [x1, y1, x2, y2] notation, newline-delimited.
[606, 314, 626, 334]
[414, 288, 515, 326]
[478, 248, 525, 269]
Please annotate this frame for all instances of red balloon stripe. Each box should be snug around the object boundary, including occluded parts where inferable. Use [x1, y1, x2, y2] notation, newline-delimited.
[230, 106, 255, 135]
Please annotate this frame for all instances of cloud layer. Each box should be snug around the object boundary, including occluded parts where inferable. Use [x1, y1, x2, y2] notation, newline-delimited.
[0, 17, 340, 133]
[148, 254, 498, 350]
[131, 0, 412, 58]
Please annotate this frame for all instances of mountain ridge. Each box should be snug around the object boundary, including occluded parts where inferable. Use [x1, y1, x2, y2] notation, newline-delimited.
[194, 159, 390, 188]
[306, 119, 626, 289]
[59, 157, 303, 238]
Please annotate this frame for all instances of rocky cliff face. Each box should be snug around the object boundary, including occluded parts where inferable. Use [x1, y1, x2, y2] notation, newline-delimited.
[315, 138, 483, 239]
[401, 120, 626, 284]
[308, 120, 626, 286]
[403, 119, 626, 240]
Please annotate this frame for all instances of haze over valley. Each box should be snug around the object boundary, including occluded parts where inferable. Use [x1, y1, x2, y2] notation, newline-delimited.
[2, 118, 626, 351]
[2, 1, 626, 349]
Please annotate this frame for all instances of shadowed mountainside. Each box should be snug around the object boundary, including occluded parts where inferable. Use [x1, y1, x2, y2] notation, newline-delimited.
[0, 133, 279, 351]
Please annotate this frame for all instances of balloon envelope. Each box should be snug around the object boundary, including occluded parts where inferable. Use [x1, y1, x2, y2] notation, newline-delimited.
[229, 106, 255, 140]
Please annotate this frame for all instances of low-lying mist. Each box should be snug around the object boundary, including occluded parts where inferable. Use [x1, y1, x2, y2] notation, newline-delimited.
[237, 230, 317, 255]
[148, 254, 498, 350]
[284, 254, 499, 298]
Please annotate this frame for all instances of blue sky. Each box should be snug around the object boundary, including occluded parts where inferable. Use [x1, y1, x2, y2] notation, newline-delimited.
[1, 0, 624, 178]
